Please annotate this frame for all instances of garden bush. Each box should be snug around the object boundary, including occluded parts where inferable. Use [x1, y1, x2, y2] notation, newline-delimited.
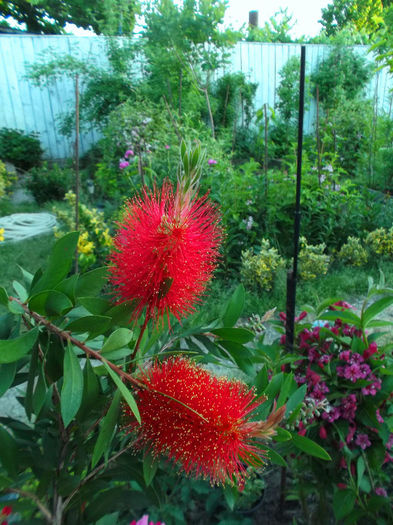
[338, 236, 368, 266]
[241, 239, 285, 291]
[0, 127, 43, 171]
[366, 227, 393, 256]
[298, 237, 330, 280]
[26, 161, 73, 204]
[275, 290, 393, 522]
[52, 190, 113, 271]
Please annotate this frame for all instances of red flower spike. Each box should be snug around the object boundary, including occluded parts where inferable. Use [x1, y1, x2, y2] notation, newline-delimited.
[109, 182, 222, 325]
[0, 507, 11, 517]
[123, 357, 285, 487]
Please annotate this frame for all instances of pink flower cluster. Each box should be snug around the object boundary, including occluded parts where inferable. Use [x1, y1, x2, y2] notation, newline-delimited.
[280, 309, 386, 455]
[119, 148, 135, 170]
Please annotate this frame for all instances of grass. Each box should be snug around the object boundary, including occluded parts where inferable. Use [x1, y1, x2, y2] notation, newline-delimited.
[201, 260, 393, 323]
[0, 197, 56, 294]
[0, 233, 55, 294]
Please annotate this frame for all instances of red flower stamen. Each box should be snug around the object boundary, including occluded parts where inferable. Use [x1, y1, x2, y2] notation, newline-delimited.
[123, 357, 285, 487]
[109, 182, 222, 325]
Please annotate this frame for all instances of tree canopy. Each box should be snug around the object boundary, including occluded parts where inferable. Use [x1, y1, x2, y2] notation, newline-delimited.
[0, 0, 139, 34]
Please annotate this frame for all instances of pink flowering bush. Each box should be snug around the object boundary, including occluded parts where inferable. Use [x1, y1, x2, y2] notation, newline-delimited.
[278, 292, 393, 522]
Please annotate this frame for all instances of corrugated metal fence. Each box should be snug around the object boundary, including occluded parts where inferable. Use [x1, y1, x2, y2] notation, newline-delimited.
[0, 35, 392, 159]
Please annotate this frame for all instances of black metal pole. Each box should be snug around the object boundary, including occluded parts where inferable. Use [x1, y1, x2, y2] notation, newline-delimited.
[285, 45, 306, 352]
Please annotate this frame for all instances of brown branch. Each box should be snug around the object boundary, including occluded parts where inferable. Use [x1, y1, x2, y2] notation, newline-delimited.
[7, 488, 52, 523]
[62, 441, 135, 511]
[11, 297, 144, 389]
[162, 95, 182, 141]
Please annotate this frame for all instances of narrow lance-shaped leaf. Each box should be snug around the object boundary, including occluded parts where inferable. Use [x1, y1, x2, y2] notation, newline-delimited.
[0, 327, 39, 364]
[91, 390, 121, 468]
[143, 451, 158, 487]
[291, 433, 331, 461]
[31, 232, 79, 294]
[61, 343, 84, 427]
[222, 284, 245, 327]
[103, 361, 141, 424]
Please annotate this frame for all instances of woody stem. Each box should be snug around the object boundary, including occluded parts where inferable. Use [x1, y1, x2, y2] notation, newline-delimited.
[9, 297, 144, 389]
[130, 313, 150, 365]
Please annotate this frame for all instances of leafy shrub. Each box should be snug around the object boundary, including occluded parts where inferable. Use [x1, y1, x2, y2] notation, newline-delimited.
[338, 236, 368, 266]
[311, 45, 372, 110]
[241, 239, 285, 291]
[0, 160, 8, 198]
[0, 128, 43, 171]
[298, 237, 330, 280]
[26, 162, 73, 204]
[52, 190, 113, 271]
[277, 292, 393, 522]
[366, 227, 393, 256]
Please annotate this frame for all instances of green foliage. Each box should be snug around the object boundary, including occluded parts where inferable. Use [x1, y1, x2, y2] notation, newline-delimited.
[0, 160, 8, 199]
[241, 239, 285, 292]
[0, 128, 43, 171]
[269, 56, 310, 160]
[26, 161, 73, 204]
[366, 226, 393, 255]
[338, 236, 368, 266]
[245, 8, 295, 42]
[52, 190, 113, 271]
[273, 284, 393, 522]
[0, 0, 139, 35]
[320, 0, 384, 37]
[311, 45, 372, 110]
[298, 237, 330, 280]
[211, 72, 257, 131]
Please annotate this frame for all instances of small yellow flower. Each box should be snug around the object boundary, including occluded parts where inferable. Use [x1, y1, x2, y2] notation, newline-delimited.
[0, 228, 4, 242]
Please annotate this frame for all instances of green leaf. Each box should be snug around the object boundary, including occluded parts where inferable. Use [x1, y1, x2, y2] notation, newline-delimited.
[333, 488, 356, 520]
[65, 315, 111, 338]
[29, 290, 73, 317]
[273, 427, 292, 442]
[0, 425, 17, 477]
[79, 297, 111, 315]
[362, 296, 393, 327]
[75, 267, 107, 297]
[0, 362, 17, 397]
[211, 327, 255, 344]
[18, 265, 34, 287]
[291, 433, 331, 460]
[223, 484, 238, 511]
[61, 344, 84, 427]
[103, 362, 140, 424]
[0, 286, 8, 307]
[32, 365, 47, 416]
[143, 452, 158, 487]
[0, 327, 39, 364]
[277, 373, 295, 407]
[55, 274, 78, 303]
[254, 366, 268, 394]
[102, 328, 134, 354]
[79, 358, 100, 416]
[263, 372, 283, 399]
[316, 297, 342, 316]
[222, 284, 245, 327]
[12, 280, 28, 302]
[91, 390, 121, 468]
[319, 310, 361, 327]
[265, 446, 288, 467]
[31, 232, 79, 294]
[285, 384, 307, 417]
[357, 456, 365, 489]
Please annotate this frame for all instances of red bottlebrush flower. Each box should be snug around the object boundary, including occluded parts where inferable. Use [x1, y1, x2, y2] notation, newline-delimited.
[0, 507, 11, 517]
[123, 357, 285, 487]
[109, 182, 222, 325]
